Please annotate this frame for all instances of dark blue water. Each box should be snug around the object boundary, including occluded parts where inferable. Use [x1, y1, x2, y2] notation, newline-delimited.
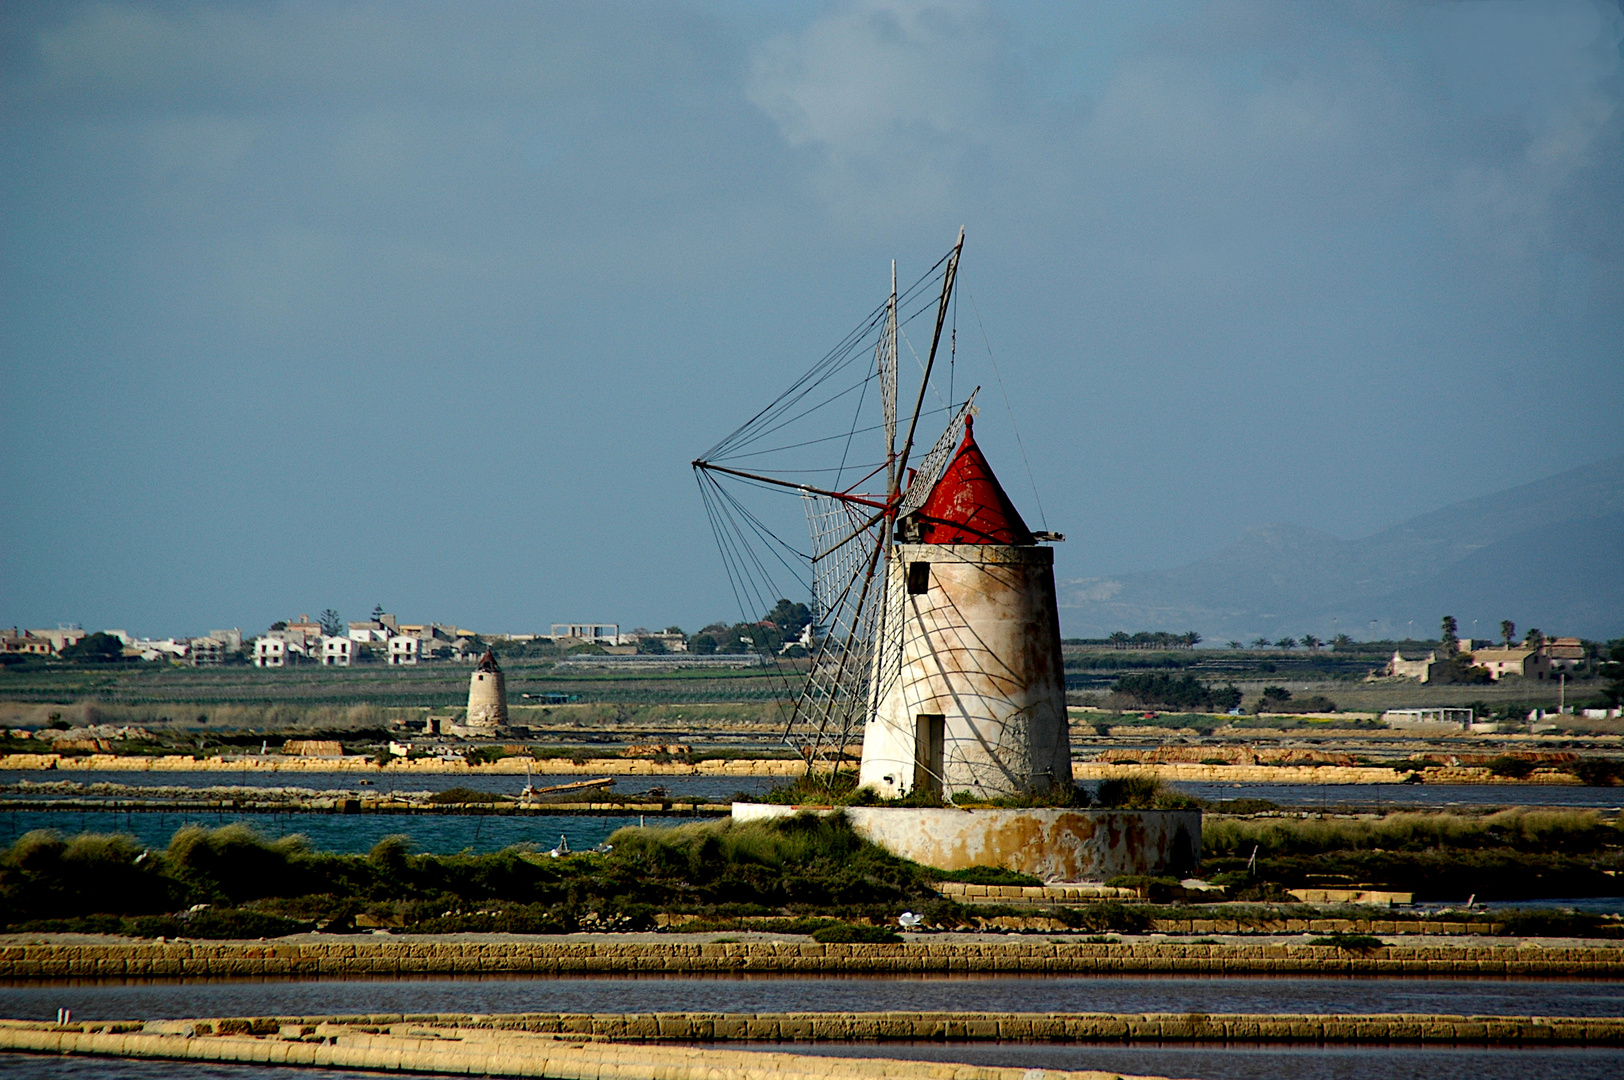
[1172, 782, 1624, 810]
[0, 771, 780, 802]
[748, 1043, 1624, 1080]
[3, 975, 1618, 1021]
[0, 809, 658, 854]
[3, 1046, 1622, 1080]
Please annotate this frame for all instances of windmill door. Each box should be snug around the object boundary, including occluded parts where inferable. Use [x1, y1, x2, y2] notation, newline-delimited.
[913, 713, 945, 796]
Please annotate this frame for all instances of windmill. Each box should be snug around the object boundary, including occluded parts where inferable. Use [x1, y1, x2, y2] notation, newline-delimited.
[693, 230, 977, 783]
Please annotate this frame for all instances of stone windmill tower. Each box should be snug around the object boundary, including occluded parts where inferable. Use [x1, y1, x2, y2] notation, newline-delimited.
[464, 648, 510, 734]
[694, 230, 1069, 801]
[856, 419, 1071, 801]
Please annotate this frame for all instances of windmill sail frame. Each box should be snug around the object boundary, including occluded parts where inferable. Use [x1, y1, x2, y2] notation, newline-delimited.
[692, 230, 967, 782]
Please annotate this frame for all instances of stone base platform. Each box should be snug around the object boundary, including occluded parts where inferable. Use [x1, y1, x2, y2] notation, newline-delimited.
[733, 803, 1200, 882]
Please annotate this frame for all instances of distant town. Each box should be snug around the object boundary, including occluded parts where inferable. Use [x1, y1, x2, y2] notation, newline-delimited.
[0, 603, 824, 668]
[0, 609, 1612, 693]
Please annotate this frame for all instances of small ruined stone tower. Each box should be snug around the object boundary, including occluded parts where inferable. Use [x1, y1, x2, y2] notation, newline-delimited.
[465, 648, 509, 733]
[858, 420, 1071, 801]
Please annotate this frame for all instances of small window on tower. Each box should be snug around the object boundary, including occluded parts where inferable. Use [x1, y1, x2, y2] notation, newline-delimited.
[907, 561, 930, 594]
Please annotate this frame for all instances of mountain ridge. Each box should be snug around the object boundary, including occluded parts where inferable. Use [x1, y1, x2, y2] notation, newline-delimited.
[1059, 453, 1624, 640]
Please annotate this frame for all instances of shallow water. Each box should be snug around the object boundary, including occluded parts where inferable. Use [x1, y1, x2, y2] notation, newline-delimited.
[0, 771, 779, 802]
[740, 1042, 1624, 1080]
[0, 1040, 1619, 1080]
[8, 771, 1620, 809]
[3, 974, 1620, 1022]
[0, 808, 652, 854]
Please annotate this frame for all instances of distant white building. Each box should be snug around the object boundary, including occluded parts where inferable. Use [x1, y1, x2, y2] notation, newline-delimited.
[254, 638, 307, 667]
[1382, 708, 1474, 729]
[347, 621, 390, 643]
[1384, 650, 1444, 683]
[387, 635, 419, 666]
[320, 636, 356, 666]
[189, 637, 229, 666]
[1543, 637, 1585, 672]
[552, 623, 621, 645]
[1467, 646, 1551, 681]
[26, 627, 87, 653]
[132, 638, 189, 662]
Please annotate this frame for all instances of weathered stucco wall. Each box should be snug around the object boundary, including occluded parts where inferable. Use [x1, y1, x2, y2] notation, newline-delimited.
[3, 938, 1620, 980]
[466, 666, 508, 730]
[859, 544, 1070, 800]
[734, 804, 1199, 882]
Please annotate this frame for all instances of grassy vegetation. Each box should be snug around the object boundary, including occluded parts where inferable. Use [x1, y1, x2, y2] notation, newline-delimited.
[1076, 711, 1383, 734]
[0, 813, 940, 937]
[1205, 808, 1624, 900]
[2, 808, 1622, 938]
[426, 787, 512, 804]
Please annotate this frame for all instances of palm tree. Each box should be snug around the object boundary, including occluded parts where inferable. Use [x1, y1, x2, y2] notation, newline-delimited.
[1332, 633, 1353, 650]
[1251, 637, 1271, 649]
[1500, 620, 1515, 647]
[1301, 634, 1321, 651]
[1275, 637, 1298, 650]
[1227, 641, 1244, 650]
[1181, 631, 1202, 649]
[1108, 631, 1131, 650]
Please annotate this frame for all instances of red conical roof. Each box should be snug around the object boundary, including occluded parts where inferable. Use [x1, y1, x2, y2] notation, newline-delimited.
[913, 419, 1034, 545]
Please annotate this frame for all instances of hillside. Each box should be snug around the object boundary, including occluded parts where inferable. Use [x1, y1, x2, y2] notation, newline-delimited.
[1059, 454, 1624, 641]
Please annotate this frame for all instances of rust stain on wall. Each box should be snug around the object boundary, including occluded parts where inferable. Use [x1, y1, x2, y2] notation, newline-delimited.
[734, 804, 1201, 883]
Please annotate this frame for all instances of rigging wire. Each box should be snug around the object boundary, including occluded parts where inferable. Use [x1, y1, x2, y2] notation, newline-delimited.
[692, 239, 967, 765]
[701, 251, 951, 463]
[834, 359, 872, 491]
[695, 471, 812, 714]
[966, 288, 1047, 531]
[716, 402, 957, 461]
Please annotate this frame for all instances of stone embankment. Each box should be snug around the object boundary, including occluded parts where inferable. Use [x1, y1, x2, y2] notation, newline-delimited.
[0, 1019, 1161, 1080]
[224, 1012, 1624, 1045]
[0, 753, 1593, 785]
[0, 795, 730, 817]
[1073, 762, 1583, 785]
[0, 753, 808, 776]
[4, 939, 1619, 980]
[655, 912, 1590, 936]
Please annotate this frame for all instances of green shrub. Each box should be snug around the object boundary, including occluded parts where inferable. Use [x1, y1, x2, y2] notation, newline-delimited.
[1096, 776, 1197, 809]
[1486, 756, 1536, 779]
[1570, 759, 1624, 786]
[1105, 874, 1184, 901]
[1493, 909, 1610, 937]
[427, 787, 512, 804]
[1111, 673, 1240, 712]
[1046, 902, 1153, 933]
[933, 866, 1042, 887]
[184, 907, 314, 939]
[810, 923, 900, 944]
[1308, 932, 1385, 951]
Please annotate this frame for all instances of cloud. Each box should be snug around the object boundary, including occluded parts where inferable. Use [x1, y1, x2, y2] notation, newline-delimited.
[747, 0, 1624, 283]
[2, 1, 1620, 637]
[747, 0, 1017, 214]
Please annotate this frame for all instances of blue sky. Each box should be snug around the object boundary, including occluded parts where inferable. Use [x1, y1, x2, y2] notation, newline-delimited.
[3, 1, 1621, 639]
